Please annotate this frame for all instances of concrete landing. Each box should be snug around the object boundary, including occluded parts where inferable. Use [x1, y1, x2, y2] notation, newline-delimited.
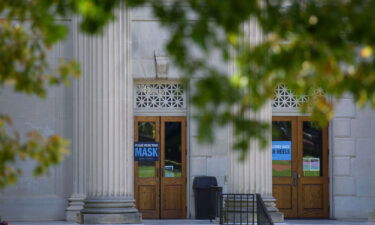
[6, 219, 375, 225]
[285, 219, 375, 225]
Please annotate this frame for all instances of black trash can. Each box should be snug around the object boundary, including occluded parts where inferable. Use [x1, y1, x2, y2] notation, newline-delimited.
[193, 176, 222, 220]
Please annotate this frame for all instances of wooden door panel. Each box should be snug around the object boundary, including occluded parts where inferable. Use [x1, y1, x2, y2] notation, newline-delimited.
[300, 184, 329, 218]
[136, 176, 160, 219]
[299, 179, 328, 217]
[162, 178, 185, 218]
[297, 117, 329, 218]
[272, 117, 298, 218]
[164, 185, 182, 209]
[134, 116, 160, 219]
[273, 184, 293, 209]
[162, 179, 184, 208]
[160, 117, 186, 219]
[138, 185, 158, 210]
[301, 184, 323, 209]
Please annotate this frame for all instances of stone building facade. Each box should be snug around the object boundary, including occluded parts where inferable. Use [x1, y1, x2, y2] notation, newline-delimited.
[0, 6, 375, 223]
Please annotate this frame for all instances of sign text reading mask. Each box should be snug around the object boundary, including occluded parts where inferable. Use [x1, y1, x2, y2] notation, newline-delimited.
[134, 142, 159, 161]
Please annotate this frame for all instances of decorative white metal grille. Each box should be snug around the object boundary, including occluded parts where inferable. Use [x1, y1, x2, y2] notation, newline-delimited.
[272, 85, 309, 112]
[135, 82, 186, 111]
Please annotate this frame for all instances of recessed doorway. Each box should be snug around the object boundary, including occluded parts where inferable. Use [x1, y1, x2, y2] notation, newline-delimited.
[134, 116, 187, 219]
[272, 116, 329, 218]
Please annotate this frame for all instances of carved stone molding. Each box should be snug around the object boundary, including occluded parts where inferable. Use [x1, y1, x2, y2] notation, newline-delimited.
[154, 50, 169, 78]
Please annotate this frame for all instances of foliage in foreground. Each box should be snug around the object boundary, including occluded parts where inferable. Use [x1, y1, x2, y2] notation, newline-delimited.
[0, 115, 69, 188]
[2, 0, 375, 185]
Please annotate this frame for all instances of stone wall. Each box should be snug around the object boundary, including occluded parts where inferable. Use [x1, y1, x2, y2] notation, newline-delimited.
[332, 95, 375, 219]
[188, 101, 230, 218]
[132, 7, 184, 80]
[0, 21, 74, 221]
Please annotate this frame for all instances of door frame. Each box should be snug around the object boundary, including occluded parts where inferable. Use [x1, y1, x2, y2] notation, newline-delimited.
[272, 116, 330, 218]
[134, 116, 187, 219]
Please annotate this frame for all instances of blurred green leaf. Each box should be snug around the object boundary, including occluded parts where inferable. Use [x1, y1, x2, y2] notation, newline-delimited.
[3, 0, 375, 186]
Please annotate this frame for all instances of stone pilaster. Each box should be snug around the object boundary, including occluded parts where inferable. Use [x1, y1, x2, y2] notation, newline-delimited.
[66, 16, 87, 223]
[66, 194, 86, 222]
[226, 20, 283, 223]
[68, 8, 141, 224]
[369, 210, 375, 222]
[227, 103, 283, 223]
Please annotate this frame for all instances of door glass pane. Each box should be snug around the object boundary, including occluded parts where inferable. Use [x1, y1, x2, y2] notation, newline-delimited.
[138, 121, 157, 178]
[272, 121, 292, 177]
[138, 122, 156, 142]
[164, 122, 182, 178]
[302, 121, 323, 177]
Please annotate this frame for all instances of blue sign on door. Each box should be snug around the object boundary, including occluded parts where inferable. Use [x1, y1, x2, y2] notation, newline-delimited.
[272, 141, 291, 161]
[134, 142, 159, 161]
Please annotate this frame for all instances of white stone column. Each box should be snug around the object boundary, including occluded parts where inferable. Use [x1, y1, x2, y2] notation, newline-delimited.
[227, 20, 283, 223]
[227, 104, 282, 222]
[66, 16, 87, 222]
[228, 106, 273, 195]
[67, 8, 141, 224]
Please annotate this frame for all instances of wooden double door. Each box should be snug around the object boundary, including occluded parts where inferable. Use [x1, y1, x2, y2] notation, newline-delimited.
[272, 116, 329, 218]
[134, 116, 187, 219]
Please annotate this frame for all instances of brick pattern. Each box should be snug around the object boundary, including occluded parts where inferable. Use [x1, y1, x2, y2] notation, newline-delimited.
[332, 96, 375, 219]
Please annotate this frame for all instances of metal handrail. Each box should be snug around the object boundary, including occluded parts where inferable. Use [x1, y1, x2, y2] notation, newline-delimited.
[219, 193, 274, 225]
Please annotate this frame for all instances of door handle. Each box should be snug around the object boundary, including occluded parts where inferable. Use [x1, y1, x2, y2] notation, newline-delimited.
[292, 171, 298, 186]
[156, 166, 164, 178]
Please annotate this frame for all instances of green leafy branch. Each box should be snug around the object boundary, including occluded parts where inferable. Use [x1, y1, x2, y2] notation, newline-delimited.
[0, 115, 69, 188]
